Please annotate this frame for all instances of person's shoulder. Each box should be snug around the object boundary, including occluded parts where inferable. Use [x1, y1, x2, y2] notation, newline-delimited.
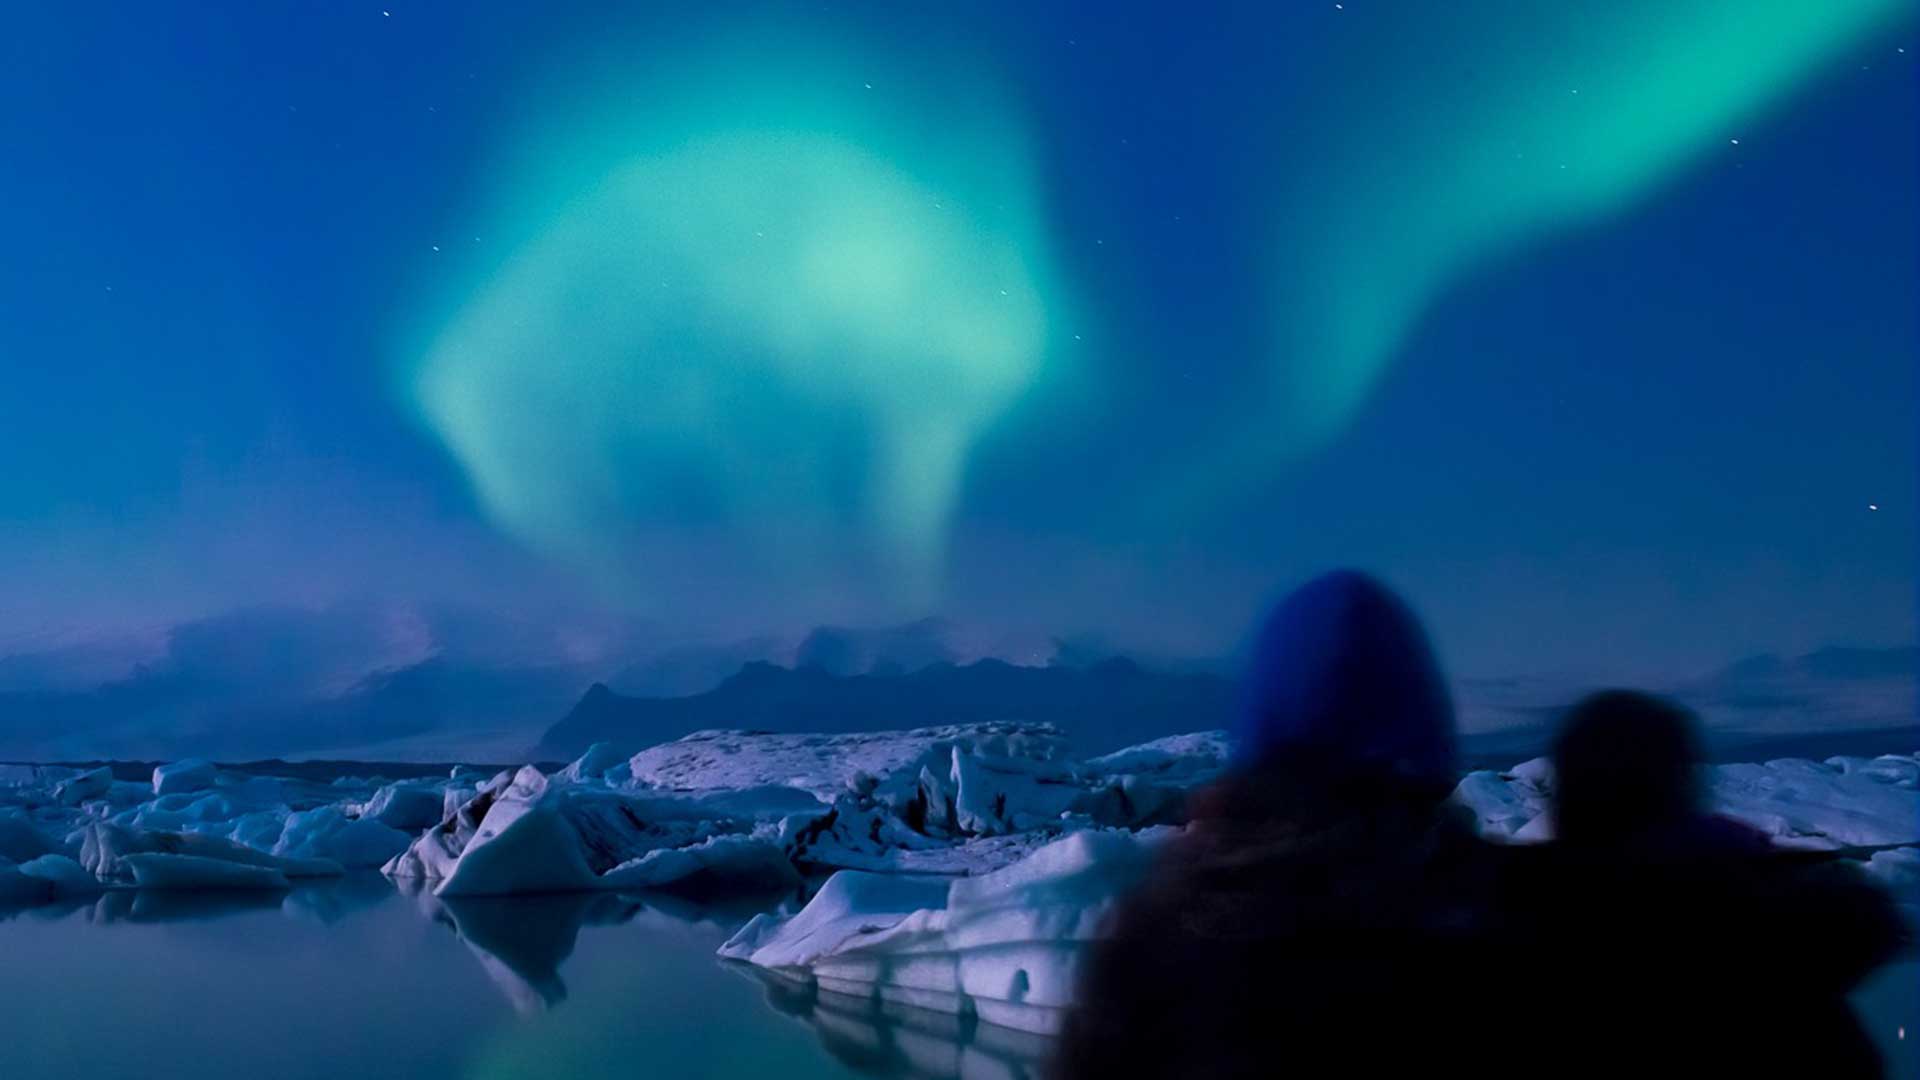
[1682, 813, 1775, 856]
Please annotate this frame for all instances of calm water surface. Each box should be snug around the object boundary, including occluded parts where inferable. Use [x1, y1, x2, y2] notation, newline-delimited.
[0, 875, 1909, 1079]
[0, 875, 1051, 1080]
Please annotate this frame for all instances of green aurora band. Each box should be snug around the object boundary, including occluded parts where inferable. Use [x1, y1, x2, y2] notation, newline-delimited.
[1252, 0, 1908, 458]
[410, 40, 1065, 608]
[411, 5, 1906, 604]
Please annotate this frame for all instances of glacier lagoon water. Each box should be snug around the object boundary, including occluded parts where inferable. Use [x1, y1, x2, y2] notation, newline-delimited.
[0, 874, 1911, 1079]
[0, 875, 1053, 1080]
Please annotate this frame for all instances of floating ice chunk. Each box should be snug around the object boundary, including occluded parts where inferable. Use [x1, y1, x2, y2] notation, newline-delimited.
[151, 758, 216, 796]
[359, 782, 445, 831]
[386, 763, 828, 896]
[53, 766, 113, 805]
[79, 821, 340, 884]
[226, 809, 290, 851]
[442, 784, 475, 820]
[274, 807, 412, 868]
[950, 748, 1082, 837]
[942, 830, 1162, 1033]
[1085, 731, 1230, 782]
[0, 764, 47, 787]
[1507, 756, 1555, 791]
[629, 724, 1068, 805]
[1863, 847, 1920, 892]
[17, 854, 103, 896]
[722, 830, 1163, 1035]
[1451, 769, 1547, 839]
[387, 766, 598, 895]
[1452, 753, 1920, 850]
[101, 780, 156, 809]
[1825, 754, 1920, 789]
[0, 861, 49, 904]
[1709, 758, 1920, 849]
[555, 742, 625, 784]
[601, 833, 799, 891]
[720, 870, 950, 965]
[122, 852, 291, 890]
[1511, 812, 1554, 842]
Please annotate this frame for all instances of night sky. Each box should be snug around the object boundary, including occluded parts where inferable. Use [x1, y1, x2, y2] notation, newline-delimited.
[2, 1, 1913, 688]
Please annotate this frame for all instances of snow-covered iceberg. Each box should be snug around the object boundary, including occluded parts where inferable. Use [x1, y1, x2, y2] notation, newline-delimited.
[721, 830, 1164, 1036]
[357, 781, 446, 831]
[1451, 751, 1920, 848]
[723, 743, 1918, 1039]
[151, 758, 217, 796]
[53, 766, 113, 806]
[381, 764, 809, 896]
[79, 821, 342, 886]
[0, 728, 1910, 939]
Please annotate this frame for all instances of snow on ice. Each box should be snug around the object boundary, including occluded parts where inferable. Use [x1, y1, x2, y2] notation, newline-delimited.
[0, 733, 1913, 1035]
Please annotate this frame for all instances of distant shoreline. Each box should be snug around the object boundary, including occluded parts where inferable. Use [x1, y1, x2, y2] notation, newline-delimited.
[4, 723, 1911, 785]
[0, 758, 562, 784]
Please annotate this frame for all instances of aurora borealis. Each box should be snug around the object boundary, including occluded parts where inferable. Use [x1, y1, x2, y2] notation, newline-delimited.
[1, 1, 1912, 682]
[1244, 0, 1912, 465]
[412, 39, 1065, 606]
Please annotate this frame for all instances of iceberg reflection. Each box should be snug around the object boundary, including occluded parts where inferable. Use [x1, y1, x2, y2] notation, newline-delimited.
[736, 966, 1055, 1079]
[417, 890, 644, 1013]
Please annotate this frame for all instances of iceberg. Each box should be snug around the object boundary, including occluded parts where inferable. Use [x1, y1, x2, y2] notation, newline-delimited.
[358, 782, 445, 831]
[381, 765, 811, 896]
[79, 820, 342, 884]
[16, 854, 103, 897]
[599, 833, 800, 892]
[0, 722, 1907, 936]
[1711, 756, 1920, 849]
[274, 807, 413, 868]
[627, 724, 1071, 806]
[554, 741, 627, 785]
[727, 743, 1917, 1039]
[151, 758, 217, 796]
[721, 830, 1164, 1035]
[53, 765, 114, 805]
[1451, 752, 1920, 848]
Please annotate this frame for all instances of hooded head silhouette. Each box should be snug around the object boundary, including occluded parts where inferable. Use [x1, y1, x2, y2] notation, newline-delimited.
[1233, 570, 1457, 789]
[1550, 689, 1713, 845]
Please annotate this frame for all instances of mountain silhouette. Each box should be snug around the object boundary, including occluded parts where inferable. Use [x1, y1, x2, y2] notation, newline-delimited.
[534, 657, 1236, 760]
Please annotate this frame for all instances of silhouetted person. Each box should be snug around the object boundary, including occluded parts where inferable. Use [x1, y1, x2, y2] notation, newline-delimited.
[1551, 689, 1768, 853]
[1054, 570, 1507, 1079]
[1505, 690, 1907, 1076]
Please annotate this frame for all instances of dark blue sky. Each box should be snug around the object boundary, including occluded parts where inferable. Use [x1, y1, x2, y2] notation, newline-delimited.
[1, 2, 1912, 681]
